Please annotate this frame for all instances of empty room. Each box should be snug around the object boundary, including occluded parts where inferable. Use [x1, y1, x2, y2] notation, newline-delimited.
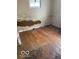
[17, 0, 61, 59]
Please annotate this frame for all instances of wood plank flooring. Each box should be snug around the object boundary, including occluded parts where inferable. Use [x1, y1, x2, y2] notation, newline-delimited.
[17, 25, 61, 59]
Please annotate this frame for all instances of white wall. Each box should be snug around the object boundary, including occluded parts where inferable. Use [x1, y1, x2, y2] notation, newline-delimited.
[17, 0, 61, 28]
[51, 0, 61, 28]
[17, 0, 52, 27]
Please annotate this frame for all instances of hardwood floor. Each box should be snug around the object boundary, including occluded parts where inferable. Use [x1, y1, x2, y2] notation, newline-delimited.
[17, 25, 61, 59]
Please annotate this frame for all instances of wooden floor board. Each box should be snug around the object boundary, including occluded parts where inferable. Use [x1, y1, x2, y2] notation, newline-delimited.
[17, 25, 61, 59]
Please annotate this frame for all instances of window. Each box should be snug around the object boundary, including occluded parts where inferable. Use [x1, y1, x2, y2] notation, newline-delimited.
[29, 0, 41, 8]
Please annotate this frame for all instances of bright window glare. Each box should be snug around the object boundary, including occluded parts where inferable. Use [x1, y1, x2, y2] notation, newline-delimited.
[29, 0, 40, 8]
